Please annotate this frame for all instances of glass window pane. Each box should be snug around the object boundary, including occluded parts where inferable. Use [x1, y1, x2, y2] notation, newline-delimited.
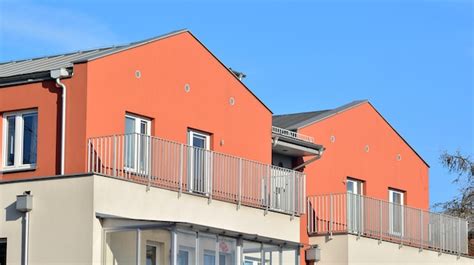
[0, 239, 6, 265]
[243, 241, 261, 264]
[218, 237, 236, 265]
[199, 233, 216, 265]
[22, 113, 38, 165]
[146, 245, 157, 265]
[6, 116, 15, 166]
[177, 231, 196, 265]
[140, 121, 148, 134]
[126, 117, 136, 134]
[125, 117, 136, 168]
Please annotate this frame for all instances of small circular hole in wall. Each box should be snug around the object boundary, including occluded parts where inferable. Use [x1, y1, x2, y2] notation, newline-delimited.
[229, 97, 235, 106]
[364, 145, 370, 153]
[135, 70, 141, 79]
[330, 135, 336, 143]
[396, 154, 402, 161]
[184, 83, 190, 93]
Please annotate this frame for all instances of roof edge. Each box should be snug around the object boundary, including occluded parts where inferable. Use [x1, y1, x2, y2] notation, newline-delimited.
[288, 100, 368, 130]
[72, 28, 189, 64]
[293, 100, 430, 168]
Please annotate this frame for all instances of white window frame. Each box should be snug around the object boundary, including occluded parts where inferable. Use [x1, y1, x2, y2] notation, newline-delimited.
[346, 178, 363, 195]
[124, 114, 151, 173]
[146, 240, 162, 265]
[2, 109, 38, 172]
[346, 178, 364, 234]
[187, 130, 211, 194]
[389, 189, 405, 236]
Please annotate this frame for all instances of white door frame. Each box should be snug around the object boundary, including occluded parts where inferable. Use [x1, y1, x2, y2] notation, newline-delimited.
[124, 114, 151, 173]
[187, 130, 211, 194]
[389, 189, 404, 236]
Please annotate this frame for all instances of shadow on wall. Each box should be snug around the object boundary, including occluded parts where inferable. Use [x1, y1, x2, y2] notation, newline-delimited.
[42, 80, 62, 175]
[4, 202, 22, 222]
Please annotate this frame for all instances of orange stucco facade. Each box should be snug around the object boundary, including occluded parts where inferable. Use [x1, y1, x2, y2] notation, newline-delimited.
[297, 102, 429, 261]
[0, 31, 272, 181]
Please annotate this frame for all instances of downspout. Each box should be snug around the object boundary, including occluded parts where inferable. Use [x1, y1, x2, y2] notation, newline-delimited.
[292, 149, 324, 171]
[50, 68, 70, 175]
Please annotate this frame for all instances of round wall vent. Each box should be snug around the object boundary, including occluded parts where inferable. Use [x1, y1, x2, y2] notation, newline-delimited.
[364, 145, 370, 153]
[229, 97, 235, 106]
[330, 135, 336, 143]
[396, 154, 402, 161]
[184, 83, 191, 92]
[135, 70, 141, 79]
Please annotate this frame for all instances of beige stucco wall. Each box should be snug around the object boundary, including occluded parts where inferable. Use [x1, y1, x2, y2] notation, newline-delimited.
[1, 175, 300, 265]
[0, 176, 94, 265]
[91, 175, 300, 263]
[311, 234, 473, 265]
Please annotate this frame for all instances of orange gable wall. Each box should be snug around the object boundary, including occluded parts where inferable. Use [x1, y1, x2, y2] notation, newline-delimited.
[299, 102, 429, 208]
[85, 32, 272, 164]
[298, 102, 429, 258]
[0, 63, 88, 180]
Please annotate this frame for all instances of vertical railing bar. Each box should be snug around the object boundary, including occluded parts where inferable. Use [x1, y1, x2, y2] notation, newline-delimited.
[329, 193, 333, 237]
[178, 144, 183, 197]
[238, 158, 242, 209]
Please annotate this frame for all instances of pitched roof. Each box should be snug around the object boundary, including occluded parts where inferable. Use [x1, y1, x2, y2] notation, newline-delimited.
[273, 100, 367, 130]
[0, 29, 188, 79]
[273, 100, 429, 167]
[0, 29, 272, 113]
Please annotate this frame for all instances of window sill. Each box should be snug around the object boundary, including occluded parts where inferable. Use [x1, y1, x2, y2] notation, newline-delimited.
[1, 165, 36, 173]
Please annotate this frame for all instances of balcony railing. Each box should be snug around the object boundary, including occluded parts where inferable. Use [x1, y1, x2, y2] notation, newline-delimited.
[87, 133, 306, 216]
[272, 126, 314, 143]
[307, 193, 469, 255]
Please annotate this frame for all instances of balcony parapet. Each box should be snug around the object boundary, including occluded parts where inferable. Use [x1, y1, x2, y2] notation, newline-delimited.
[307, 193, 469, 255]
[88, 133, 306, 216]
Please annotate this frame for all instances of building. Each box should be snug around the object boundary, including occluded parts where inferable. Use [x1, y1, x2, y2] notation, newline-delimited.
[273, 101, 471, 264]
[0, 29, 471, 264]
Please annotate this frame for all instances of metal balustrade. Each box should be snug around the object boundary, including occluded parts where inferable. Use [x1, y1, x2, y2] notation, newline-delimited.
[307, 193, 469, 255]
[272, 126, 314, 143]
[87, 133, 306, 216]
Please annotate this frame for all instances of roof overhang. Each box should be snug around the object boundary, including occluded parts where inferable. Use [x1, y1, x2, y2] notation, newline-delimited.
[96, 212, 302, 248]
[272, 134, 324, 157]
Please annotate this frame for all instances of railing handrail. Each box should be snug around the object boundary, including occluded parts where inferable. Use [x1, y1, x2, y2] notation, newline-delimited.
[89, 132, 302, 174]
[88, 133, 306, 216]
[272, 126, 314, 143]
[307, 192, 468, 222]
[307, 192, 469, 255]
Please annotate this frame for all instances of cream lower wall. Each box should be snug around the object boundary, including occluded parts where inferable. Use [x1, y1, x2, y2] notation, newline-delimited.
[91, 175, 300, 263]
[0, 176, 94, 265]
[1, 175, 300, 265]
[310, 234, 473, 265]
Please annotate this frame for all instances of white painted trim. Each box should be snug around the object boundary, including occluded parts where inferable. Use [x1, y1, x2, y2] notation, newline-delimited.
[389, 189, 405, 236]
[2, 109, 38, 171]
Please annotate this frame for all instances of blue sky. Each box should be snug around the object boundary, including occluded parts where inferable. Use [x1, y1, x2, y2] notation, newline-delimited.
[1, 0, 472, 207]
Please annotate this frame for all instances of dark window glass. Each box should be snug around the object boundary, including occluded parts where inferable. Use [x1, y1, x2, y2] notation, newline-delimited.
[6, 116, 15, 166]
[0, 239, 6, 265]
[178, 250, 189, 265]
[146, 245, 156, 265]
[22, 113, 38, 164]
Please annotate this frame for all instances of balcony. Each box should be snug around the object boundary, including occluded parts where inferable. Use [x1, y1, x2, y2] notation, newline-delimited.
[271, 126, 322, 158]
[87, 133, 306, 216]
[307, 193, 469, 255]
[272, 126, 314, 143]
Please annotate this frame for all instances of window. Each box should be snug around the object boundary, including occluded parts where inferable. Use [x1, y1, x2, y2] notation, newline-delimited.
[146, 245, 157, 265]
[2, 110, 38, 171]
[389, 189, 405, 236]
[0, 239, 6, 265]
[346, 178, 364, 233]
[188, 130, 211, 194]
[124, 114, 151, 172]
[346, 178, 363, 195]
